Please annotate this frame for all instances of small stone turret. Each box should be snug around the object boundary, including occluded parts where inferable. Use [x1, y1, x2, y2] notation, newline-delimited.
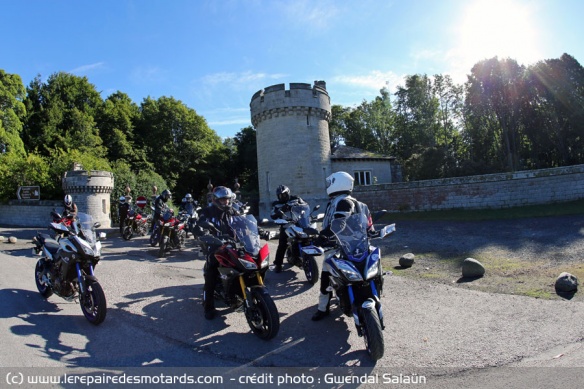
[251, 81, 332, 218]
[62, 169, 114, 227]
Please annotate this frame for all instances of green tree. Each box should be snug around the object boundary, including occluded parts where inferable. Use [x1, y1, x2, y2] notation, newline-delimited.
[0, 69, 27, 156]
[465, 57, 525, 172]
[136, 96, 224, 193]
[23, 72, 106, 158]
[95, 91, 149, 169]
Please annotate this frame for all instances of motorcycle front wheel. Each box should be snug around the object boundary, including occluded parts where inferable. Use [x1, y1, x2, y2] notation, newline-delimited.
[80, 281, 107, 325]
[34, 258, 53, 298]
[362, 307, 385, 361]
[122, 225, 133, 240]
[158, 236, 169, 258]
[303, 255, 319, 285]
[245, 288, 280, 340]
[149, 229, 160, 247]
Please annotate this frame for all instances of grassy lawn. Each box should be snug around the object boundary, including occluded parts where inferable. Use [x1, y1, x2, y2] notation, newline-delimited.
[378, 200, 584, 301]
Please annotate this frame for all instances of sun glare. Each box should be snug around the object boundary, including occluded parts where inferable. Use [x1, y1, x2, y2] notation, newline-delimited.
[457, 0, 540, 67]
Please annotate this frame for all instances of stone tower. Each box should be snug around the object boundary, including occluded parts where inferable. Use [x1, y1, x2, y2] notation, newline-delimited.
[250, 81, 332, 218]
[62, 168, 115, 227]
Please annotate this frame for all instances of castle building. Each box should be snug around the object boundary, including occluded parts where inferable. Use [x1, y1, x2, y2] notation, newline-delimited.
[250, 81, 333, 218]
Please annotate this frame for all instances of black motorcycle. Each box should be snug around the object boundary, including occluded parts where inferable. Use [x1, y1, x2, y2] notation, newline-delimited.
[273, 202, 323, 285]
[33, 213, 107, 325]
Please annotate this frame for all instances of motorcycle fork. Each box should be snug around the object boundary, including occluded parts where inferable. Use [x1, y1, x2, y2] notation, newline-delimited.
[240, 273, 264, 303]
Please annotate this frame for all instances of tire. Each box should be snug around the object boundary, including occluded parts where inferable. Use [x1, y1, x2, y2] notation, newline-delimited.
[362, 307, 385, 361]
[285, 247, 294, 265]
[122, 226, 133, 240]
[177, 230, 186, 249]
[149, 229, 160, 247]
[303, 255, 320, 285]
[245, 288, 280, 340]
[79, 281, 107, 325]
[34, 259, 53, 298]
[158, 236, 169, 258]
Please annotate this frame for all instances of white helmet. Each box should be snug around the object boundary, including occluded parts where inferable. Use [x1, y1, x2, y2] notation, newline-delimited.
[64, 194, 73, 206]
[326, 171, 354, 197]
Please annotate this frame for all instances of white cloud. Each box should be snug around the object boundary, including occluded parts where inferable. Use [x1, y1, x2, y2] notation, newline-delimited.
[201, 71, 287, 88]
[69, 62, 105, 74]
[332, 70, 403, 93]
[130, 66, 168, 84]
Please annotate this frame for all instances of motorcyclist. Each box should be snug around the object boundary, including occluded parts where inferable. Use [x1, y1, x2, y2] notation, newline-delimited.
[270, 185, 305, 273]
[180, 193, 195, 212]
[195, 186, 239, 320]
[118, 196, 130, 233]
[311, 171, 374, 321]
[151, 189, 171, 233]
[63, 194, 78, 218]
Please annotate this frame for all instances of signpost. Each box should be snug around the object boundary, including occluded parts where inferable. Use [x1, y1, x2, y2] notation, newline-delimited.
[136, 195, 148, 209]
[17, 186, 41, 200]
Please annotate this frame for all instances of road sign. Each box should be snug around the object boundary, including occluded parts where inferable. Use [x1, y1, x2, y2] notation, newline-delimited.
[17, 186, 40, 200]
[136, 195, 148, 209]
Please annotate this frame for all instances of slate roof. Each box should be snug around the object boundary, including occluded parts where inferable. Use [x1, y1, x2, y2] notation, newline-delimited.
[330, 145, 394, 161]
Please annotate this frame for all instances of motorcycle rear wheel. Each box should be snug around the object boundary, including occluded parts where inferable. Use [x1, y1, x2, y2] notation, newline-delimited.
[303, 255, 319, 285]
[362, 307, 385, 361]
[34, 258, 53, 298]
[245, 288, 280, 340]
[80, 281, 107, 325]
[122, 226, 133, 240]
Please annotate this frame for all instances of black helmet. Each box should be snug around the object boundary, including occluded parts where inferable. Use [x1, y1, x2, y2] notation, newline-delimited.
[212, 186, 233, 211]
[161, 189, 171, 202]
[276, 185, 290, 203]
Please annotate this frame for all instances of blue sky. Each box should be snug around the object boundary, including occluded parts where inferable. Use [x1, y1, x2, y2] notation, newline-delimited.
[2, 0, 582, 139]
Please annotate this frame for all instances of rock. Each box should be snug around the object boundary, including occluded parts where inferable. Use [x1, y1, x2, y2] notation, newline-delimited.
[399, 253, 415, 268]
[462, 257, 485, 278]
[555, 272, 578, 293]
[8, 236, 18, 244]
[0, 236, 5, 243]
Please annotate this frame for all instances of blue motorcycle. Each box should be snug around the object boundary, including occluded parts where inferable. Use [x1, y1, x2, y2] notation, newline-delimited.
[302, 213, 395, 361]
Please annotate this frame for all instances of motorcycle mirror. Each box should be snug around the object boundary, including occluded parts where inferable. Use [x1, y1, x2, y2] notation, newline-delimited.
[379, 223, 396, 239]
[372, 210, 389, 223]
[301, 245, 324, 256]
[313, 204, 321, 211]
[93, 222, 101, 229]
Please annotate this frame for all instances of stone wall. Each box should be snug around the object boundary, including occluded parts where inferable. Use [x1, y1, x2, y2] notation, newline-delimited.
[353, 165, 584, 212]
[0, 200, 64, 227]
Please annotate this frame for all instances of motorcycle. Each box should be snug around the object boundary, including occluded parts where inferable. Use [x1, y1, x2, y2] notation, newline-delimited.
[273, 202, 324, 285]
[302, 213, 395, 361]
[122, 208, 150, 240]
[32, 213, 108, 325]
[180, 201, 201, 237]
[50, 209, 74, 229]
[157, 209, 187, 257]
[199, 214, 279, 340]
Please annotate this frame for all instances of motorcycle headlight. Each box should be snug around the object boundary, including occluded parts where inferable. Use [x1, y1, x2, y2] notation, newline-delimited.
[365, 252, 381, 280]
[239, 258, 258, 270]
[336, 259, 363, 282]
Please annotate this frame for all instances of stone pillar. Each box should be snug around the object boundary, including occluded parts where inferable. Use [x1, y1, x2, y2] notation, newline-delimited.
[62, 170, 114, 227]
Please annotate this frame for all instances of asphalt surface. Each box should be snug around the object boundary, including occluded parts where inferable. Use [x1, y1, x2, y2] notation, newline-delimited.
[0, 223, 583, 388]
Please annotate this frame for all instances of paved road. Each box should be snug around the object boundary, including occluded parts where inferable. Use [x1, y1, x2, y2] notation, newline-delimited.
[0, 226, 583, 388]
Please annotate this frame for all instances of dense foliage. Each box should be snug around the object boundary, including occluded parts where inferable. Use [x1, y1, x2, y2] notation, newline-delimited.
[330, 53, 584, 181]
[1, 52, 583, 206]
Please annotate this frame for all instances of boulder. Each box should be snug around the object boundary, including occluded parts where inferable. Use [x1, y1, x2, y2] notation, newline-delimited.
[8, 236, 18, 244]
[399, 253, 415, 268]
[462, 257, 485, 278]
[555, 272, 578, 293]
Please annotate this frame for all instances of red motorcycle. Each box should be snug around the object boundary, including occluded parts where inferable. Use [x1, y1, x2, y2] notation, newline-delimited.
[157, 210, 186, 258]
[122, 208, 150, 240]
[199, 214, 279, 340]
